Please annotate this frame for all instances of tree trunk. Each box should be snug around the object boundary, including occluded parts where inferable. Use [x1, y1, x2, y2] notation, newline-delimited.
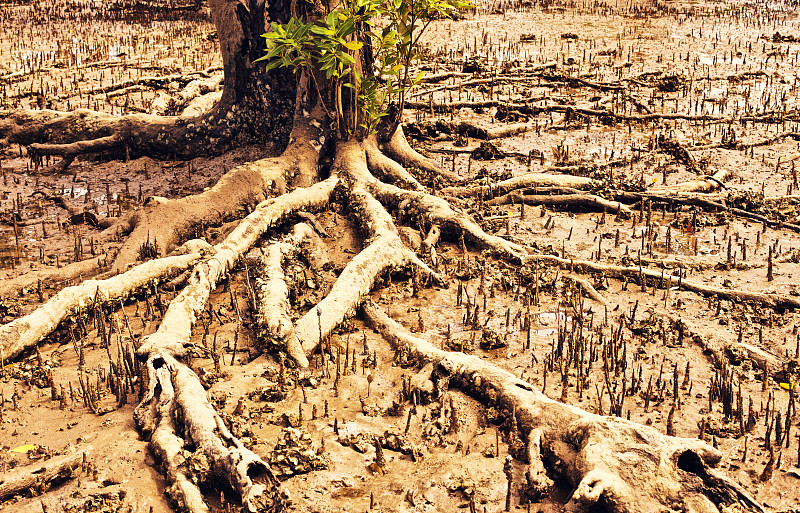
[0, 0, 302, 159]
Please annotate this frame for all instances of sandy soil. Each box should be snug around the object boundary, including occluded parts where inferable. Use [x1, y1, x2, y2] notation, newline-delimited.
[3, 0, 800, 512]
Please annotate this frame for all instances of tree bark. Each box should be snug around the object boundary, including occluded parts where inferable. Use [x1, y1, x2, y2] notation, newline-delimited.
[362, 300, 764, 513]
[0, 0, 302, 159]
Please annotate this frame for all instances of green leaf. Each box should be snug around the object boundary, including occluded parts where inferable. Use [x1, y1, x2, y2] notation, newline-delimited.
[262, 59, 284, 71]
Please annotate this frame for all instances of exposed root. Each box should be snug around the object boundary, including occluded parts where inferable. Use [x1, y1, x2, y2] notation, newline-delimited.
[381, 125, 464, 184]
[525, 254, 800, 311]
[420, 223, 441, 265]
[562, 273, 609, 306]
[108, 111, 323, 270]
[135, 176, 337, 359]
[0, 108, 189, 157]
[440, 172, 595, 198]
[143, 364, 208, 513]
[136, 352, 282, 513]
[294, 142, 438, 357]
[666, 314, 785, 382]
[365, 135, 425, 191]
[622, 190, 800, 233]
[252, 223, 316, 368]
[0, 252, 202, 362]
[521, 429, 553, 504]
[28, 133, 124, 158]
[363, 300, 763, 513]
[407, 120, 535, 141]
[487, 191, 632, 217]
[134, 177, 337, 511]
[0, 253, 109, 298]
[369, 178, 528, 262]
[648, 168, 731, 194]
[0, 448, 90, 501]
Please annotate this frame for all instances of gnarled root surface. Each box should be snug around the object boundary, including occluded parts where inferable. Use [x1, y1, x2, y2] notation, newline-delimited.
[294, 141, 438, 357]
[134, 176, 337, 512]
[252, 223, 317, 368]
[0, 121, 751, 513]
[0, 252, 201, 362]
[362, 300, 763, 513]
[107, 112, 324, 270]
[370, 178, 528, 262]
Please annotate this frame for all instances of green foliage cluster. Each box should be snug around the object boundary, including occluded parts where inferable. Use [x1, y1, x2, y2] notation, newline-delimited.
[257, 0, 470, 138]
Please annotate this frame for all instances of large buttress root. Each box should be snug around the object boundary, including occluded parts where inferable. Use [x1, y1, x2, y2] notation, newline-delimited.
[108, 112, 324, 270]
[134, 177, 337, 512]
[362, 300, 763, 513]
[294, 142, 438, 356]
[370, 178, 528, 262]
[0, 252, 201, 362]
[252, 223, 317, 368]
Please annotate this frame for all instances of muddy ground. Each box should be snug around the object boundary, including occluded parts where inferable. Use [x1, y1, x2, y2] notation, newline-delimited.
[2, 0, 800, 511]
